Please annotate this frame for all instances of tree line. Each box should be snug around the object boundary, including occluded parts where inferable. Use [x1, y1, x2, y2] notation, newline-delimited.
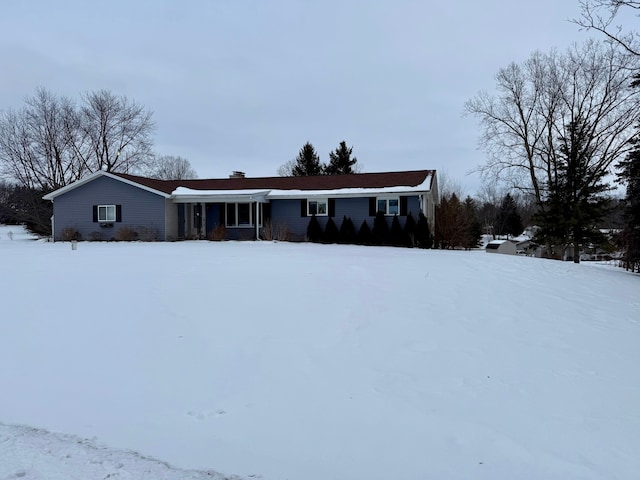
[278, 141, 361, 176]
[0, 87, 197, 234]
[463, 1, 640, 269]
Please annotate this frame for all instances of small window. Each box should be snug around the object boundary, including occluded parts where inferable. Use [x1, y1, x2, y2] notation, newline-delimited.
[376, 197, 399, 216]
[308, 199, 328, 216]
[98, 205, 116, 222]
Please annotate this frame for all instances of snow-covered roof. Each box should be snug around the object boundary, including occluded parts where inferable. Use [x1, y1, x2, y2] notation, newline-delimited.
[43, 170, 436, 202]
[487, 239, 509, 245]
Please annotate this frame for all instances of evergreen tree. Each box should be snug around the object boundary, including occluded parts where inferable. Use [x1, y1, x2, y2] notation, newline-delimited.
[534, 117, 611, 262]
[291, 142, 324, 176]
[306, 215, 323, 243]
[0, 183, 52, 235]
[434, 193, 465, 248]
[339, 216, 357, 244]
[389, 215, 405, 246]
[371, 211, 390, 245]
[323, 217, 339, 243]
[403, 212, 417, 247]
[356, 220, 372, 245]
[496, 193, 522, 237]
[325, 141, 359, 175]
[415, 213, 433, 249]
[463, 196, 482, 249]
[617, 136, 640, 272]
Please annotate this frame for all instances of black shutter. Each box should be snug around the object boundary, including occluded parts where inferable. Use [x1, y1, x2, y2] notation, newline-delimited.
[116, 205, 122, 222]
[400, 197, 408, 216]
[93, 205, 98, 222]
[368, 197, 376, 216]
[219, 203, 226, 226]
[301, 199, 307, 217]
[263, 202, 271, 222]
[328, 198, 335, 217]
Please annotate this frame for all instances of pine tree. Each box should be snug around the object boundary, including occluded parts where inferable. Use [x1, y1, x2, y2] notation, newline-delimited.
[403, 212, 417, 247]
[496, 193, 522, 238]
[535, 117, 611, 262]
[617, 137, 640, 272]
[463, 196, 482, 249]
[306, 215, 323, 243]
[415, 213, 433, 249]
[291, 142, 324, 176]
[323, 217, 339, 243]
[325, 141, 359, 175]
[371, 211, 390, 245]
[339, 216, 357, 244]
[434, 193, 465, 248]
[389, 215, 405, 246]
[356, 220, 372, 245]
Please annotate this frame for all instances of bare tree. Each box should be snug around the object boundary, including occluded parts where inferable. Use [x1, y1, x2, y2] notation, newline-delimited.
[78, 90, 155, 174]
[436, 169, 466, 200]
[0, 88, 83, 191]
[573, 1, 640, 56]
[145, 155, 198, 180]
[465, 40, 640, 205]
[277, 159, 296, 177]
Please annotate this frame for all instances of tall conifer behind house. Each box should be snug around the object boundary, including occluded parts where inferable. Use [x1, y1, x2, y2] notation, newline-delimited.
[292, 142, 324, 176]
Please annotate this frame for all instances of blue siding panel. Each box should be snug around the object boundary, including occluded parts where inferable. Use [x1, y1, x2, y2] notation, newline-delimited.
[270, 195, 421, 240]
[52, 176, 167, 241]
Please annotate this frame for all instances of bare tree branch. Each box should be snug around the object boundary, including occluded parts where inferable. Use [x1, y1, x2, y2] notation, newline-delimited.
[572, 0, 640, 56]
[78, 90, 155, 174]
[144, 155, 198, 180]
[465, 40, 640, 205]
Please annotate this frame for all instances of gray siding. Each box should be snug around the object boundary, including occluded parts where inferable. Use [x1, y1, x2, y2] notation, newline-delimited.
[270, 195, 422, 240]
[52, 176, 167, 241]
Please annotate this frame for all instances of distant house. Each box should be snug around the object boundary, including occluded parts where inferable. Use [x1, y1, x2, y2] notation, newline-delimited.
[485, 239, 517, 255]
[43, 169, 438, 242]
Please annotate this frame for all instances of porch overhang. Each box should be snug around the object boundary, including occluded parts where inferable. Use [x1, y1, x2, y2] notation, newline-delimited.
[171, 188, 271, 204]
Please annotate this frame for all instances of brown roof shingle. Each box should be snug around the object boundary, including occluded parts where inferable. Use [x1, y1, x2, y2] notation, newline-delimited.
[113, 170, 434, 195]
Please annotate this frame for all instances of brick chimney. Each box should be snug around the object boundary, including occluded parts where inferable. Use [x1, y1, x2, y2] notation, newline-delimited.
[229, 171, 246, 178]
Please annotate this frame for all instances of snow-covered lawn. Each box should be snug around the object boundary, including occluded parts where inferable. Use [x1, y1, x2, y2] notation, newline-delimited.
[1, 224, 639, 480]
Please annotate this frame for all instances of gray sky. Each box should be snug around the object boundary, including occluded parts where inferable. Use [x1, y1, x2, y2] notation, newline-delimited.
[0, 1, 596, 194]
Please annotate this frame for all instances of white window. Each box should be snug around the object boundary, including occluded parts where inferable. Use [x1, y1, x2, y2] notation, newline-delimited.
[226, 203, 262, 227]
[377, 197, 399, 216]
[98, 205, 116, 222]
[308, 199, 328, 216]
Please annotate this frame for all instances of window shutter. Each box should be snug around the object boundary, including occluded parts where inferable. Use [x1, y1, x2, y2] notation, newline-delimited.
[328, 198, 335, 217]
[400, 197, 408, 216]
[116, 205, 122, 222]
[368, 197, 376, 216]
[263, 202, 271, 222]
[301, 199, 307, 217]
[219, 203, 226, 226]
[92, 205, 98, 222]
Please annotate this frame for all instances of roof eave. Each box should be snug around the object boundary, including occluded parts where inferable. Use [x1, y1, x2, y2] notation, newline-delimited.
[43, 171, 171, 201]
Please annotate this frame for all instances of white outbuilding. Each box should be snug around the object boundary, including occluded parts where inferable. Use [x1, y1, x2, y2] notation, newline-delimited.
[485, 239, 517, 255]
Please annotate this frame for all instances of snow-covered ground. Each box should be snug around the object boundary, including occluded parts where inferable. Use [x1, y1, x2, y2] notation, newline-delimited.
[1, 224, 639, 480]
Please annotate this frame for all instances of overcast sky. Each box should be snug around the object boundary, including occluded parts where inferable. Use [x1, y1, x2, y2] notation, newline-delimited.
[0, 1, 601, 194]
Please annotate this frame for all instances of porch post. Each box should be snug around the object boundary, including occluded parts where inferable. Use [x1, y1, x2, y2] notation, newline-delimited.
[255, 200, 260, 240]
[201, 202, 207, 238]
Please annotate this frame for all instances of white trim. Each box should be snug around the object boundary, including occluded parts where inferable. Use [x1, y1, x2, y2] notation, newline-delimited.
[267, 186, 430, 200]
[225, 202, 262, 228]
[97, 204, 116, 222]
[172, 188, 270, 204]
[376, 196, 400, 216]
[307, 198, 328, 216]
[43, 171, 170, 200]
